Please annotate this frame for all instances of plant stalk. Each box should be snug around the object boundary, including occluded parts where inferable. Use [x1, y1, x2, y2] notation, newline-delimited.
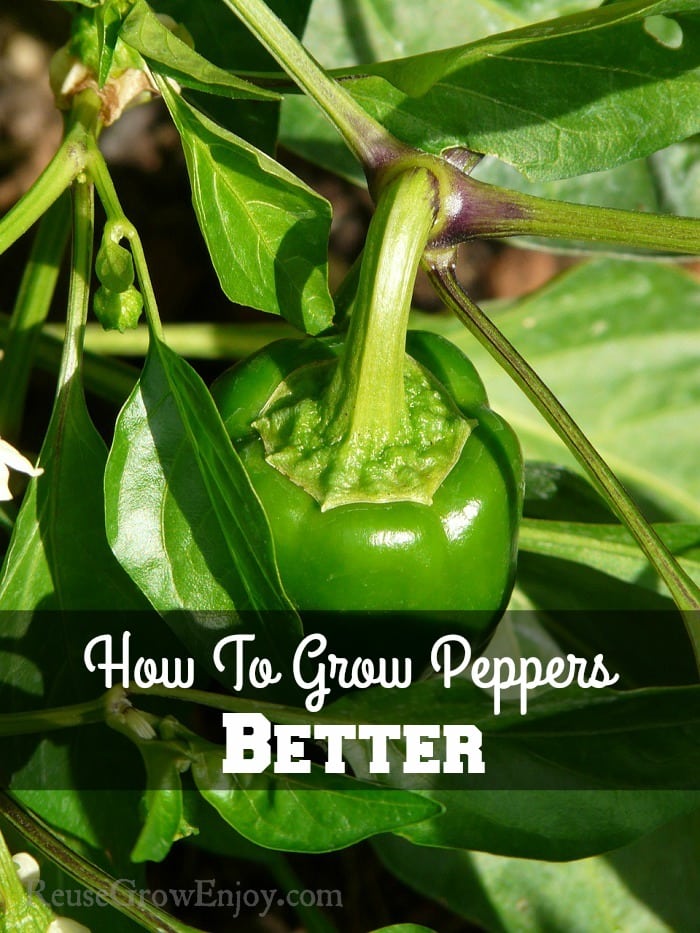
[0, 313, 138, 406]
[87, 139, 163, 339]
[0, 686, 333, 740]
[0, 92, 101, 258]
[0, 137, 83, 258]
[0, 697, 105, 736]
[0, 792, 206, 933]
[0, 193, 71, 440]
[436, 175, 700, 254]
[509, 191, 700, 253]
[58, 176, 94, 391]
[328, 168, 437, 443]
[218, 0, 406, 173]
[427, 256, 700, 671]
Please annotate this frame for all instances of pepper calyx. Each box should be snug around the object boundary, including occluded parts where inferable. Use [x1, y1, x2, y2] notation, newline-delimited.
[253, 354, 473, 510]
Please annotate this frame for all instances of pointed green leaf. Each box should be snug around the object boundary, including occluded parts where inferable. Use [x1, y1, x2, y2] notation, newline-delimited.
[159, 78, 333, 333]
[104, 338, 301, 675]
[301, 0, 602, 71]
[401, 788, 700, 863]
[378, 810, 700, 933]
[192, 747, 441, 853]
[329, 679, 700, 859]
[131, 743, 195, 863]
[0, 378, 150, 870]
[152, 0, 312, 152]
[96, 3, 123, 87]
[121, 1, 281, 101]
[341, 0, 700, 179]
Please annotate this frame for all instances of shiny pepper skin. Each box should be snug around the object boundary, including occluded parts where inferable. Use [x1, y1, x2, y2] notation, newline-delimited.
[212, 330, 523, 657]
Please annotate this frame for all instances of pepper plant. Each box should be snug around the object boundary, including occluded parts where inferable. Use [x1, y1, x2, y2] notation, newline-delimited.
[0, 1, 699, 931]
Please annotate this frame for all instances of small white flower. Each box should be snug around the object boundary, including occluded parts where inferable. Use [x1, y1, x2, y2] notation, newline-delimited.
[12, 851, 41, 893]
[0, 437, 43, 501]
[48, 919, 92, 933]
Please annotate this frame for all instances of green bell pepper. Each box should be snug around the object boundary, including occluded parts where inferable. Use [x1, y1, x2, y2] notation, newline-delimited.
[213, 168, 523, 657]
[212, 329, 522, 653]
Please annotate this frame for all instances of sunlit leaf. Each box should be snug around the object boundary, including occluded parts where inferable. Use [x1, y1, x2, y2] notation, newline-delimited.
[104, 338, 301, 679]
[121, 1, 281, 100]
[159, 80, 333, 333]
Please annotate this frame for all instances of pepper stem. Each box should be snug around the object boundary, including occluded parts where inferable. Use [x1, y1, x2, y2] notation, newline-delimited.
[328, 168, 438, 446]
[254, 169, 472, 509]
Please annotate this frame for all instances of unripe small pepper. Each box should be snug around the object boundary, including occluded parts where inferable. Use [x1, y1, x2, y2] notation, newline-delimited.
[93, 284, 143, 331]
[213, 169, 523, 656]
[93, 221, 143, 331]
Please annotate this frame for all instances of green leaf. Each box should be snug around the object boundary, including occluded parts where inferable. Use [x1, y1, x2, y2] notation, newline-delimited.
[158, 79, 333, 333]
[280, 0, 599, 183]
[104, 337, 302, 678]
[401, 790, 700, 863]
[328, 679, 700, 859]
[357, 0, 700, 95]
[130, 742, 194, 863]
[301, 0, 602, 69]
[520, 519, 700, 591]
[370, 926, 439, 933]
[378, 809, 700, 933]
[153, 0, 312, 152]
[96, 2, 123, 87]
[192, 747, 441, 853]
[121, 1, 281, 101]
[332, 679, 700, 789]
[0, 370, 151, 865]
[341, 1, 700, 180]
[415, 259, 700, 521]
[0, 379, 148, 611]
